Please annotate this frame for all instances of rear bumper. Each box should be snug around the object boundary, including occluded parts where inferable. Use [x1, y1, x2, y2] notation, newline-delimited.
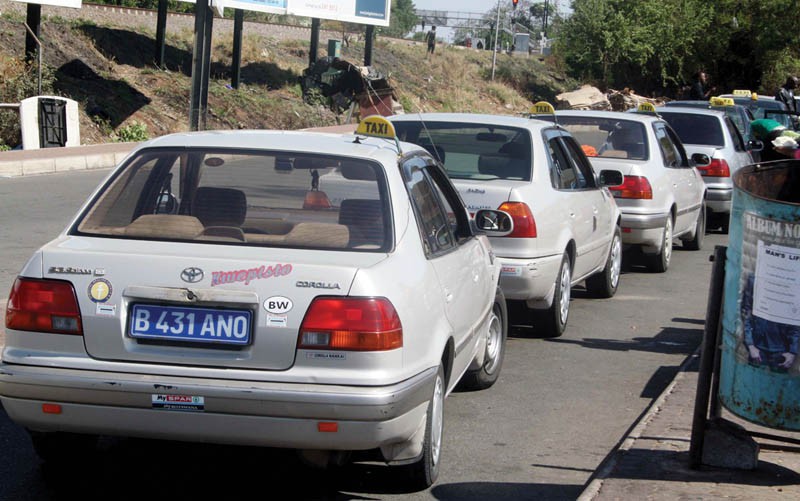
[0, 363, 434, 451]
[706, 188, 732, 214]
[496, 254, 562, 307]
[620, 212, 668, 248]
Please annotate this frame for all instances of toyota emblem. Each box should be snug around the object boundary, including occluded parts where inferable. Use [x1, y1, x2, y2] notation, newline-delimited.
[181, 267, 204, 283]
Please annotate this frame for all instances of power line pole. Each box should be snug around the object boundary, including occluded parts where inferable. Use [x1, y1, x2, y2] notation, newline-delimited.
[491, 0, 500, 81]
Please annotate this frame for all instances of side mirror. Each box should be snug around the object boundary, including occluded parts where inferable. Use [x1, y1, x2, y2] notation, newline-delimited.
[691, 153, 711, 167]
[598, 169, 624, 187]
[746, 139, 764, 152]
[474, 209, 514, 236]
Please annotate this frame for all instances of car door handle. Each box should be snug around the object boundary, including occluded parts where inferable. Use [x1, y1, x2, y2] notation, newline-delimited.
[473, 273, 480, 283]
[444, 288, 453, 303]
[569, 211, 576, 218]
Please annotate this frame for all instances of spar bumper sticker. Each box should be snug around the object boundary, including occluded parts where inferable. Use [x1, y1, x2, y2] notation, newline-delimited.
[152, 394, 205, 412]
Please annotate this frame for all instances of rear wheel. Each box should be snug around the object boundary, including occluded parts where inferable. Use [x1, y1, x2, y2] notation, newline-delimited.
[535, 253, 571, 337]
[647, 216, 673, 273]
[460, 288, 507, 391]
[406, 365, 444, 489]
[682, 202, 705, 251]
[586, 227, 622, 298]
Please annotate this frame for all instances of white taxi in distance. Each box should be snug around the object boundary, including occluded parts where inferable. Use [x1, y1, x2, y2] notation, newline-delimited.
[391, 106, 624, 338]
[556, 105, 707, 272]
[0, 116, 512, 489]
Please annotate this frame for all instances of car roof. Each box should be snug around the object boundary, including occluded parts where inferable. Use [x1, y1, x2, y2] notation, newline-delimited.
[656, 107, 727, 118]
[555, 109, 663, 124]
[138, 129, 424, 164]
[389, 112, 558, 131]
[665, 100, 748, 111]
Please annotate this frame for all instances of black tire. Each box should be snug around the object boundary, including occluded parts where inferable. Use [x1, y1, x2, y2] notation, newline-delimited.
[28, 431, 97, 463]
[406, 365, 445, 489]
[646, 216, 673, 273]
[586, 226, 622, 298]
[459, 288, 508, 391]
[720, 214, 730, 234]
[535, 253, 571, 337]
[682, 202, 705, 251]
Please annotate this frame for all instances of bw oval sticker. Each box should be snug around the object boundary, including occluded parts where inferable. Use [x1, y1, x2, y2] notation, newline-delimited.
[264, 296, 293, 314]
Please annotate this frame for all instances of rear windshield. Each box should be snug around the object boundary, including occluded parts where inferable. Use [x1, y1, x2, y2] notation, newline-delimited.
[393, 121, 532, 181]
[74, 148, 391, 251]
[659, 112, 724, 146]
[556, 117, 648, 160]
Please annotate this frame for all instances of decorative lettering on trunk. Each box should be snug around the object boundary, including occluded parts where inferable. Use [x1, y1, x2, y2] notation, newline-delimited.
[211, 264, 293, 287]
[296, 281, 341, 290]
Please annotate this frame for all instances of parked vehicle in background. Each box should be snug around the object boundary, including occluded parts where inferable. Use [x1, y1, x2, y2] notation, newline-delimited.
[664, 98, 755, 142]
[0, 116, 513, 489]
[555, 108, 706, 272]
[718, 91, 794, 130]
[655, 106, 759, 233]
[391, 110, 623, 337]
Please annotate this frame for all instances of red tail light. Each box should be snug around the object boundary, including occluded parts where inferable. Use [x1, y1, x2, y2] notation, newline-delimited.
[6, 278, 83, 335]
[696, 159, 730, 177]
[497, 202, 537, 238]
[609, 175, 653, 199]
[298, 297, 402, 351]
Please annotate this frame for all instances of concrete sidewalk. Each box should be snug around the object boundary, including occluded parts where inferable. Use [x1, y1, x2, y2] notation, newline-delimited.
[580, 351, 800, 500]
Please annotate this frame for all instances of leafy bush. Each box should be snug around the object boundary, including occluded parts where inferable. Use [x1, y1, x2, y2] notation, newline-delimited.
[0, 54, 55, 148]
[114, 121, 149, 142]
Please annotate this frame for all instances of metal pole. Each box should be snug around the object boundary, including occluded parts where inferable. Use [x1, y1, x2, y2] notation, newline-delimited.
[364, 25, 375, 66]
[155, 0, 168, 68]
[23, 23, 42, 95]
[200, 8, 214, 131]
[543, 0, 549, 38]
[309, 18, 320, 67]
[491, 0, 500, 81]
[231, 9, 244, 89]
[689, 245, 728, 469]
[189, 0, 209, 131]
[25, 3, 41, 64]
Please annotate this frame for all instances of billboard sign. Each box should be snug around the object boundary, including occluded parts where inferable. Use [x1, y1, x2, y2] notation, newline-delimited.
[288, 0, 390, 26]
[12, 0, 82, 8]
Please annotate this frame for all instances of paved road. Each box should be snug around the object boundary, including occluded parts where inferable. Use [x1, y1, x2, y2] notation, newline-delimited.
[0, 169, 725, 500]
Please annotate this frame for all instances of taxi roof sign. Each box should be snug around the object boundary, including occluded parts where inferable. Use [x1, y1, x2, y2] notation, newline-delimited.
[530, 101, 556, 115]
[356, 115, 397, 139]
[637, 102, 658, 114]
[710, 97, 735, 107]
[355, 115, 402, 153]
[732, 89, 752, 97]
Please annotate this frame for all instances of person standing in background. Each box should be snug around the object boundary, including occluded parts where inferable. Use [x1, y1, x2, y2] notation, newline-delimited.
[689, 71, 714, 100]
[426, 26, 437, 56]
[775, 76, 798, 113]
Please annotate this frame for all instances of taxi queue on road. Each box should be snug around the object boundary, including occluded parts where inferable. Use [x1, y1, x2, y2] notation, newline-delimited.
[0, 96, 784, 489]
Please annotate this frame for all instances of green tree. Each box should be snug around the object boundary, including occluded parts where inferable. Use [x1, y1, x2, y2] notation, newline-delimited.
[383, 0, 418, 38]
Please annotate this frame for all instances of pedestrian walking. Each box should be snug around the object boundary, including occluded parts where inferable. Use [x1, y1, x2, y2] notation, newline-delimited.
[689, 70, 714, 100]
[426, 26, 437, 56]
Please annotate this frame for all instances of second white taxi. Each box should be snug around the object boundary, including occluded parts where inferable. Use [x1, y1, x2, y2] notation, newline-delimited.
[0, 117, 512, 489]
[391, 109, 623, 337]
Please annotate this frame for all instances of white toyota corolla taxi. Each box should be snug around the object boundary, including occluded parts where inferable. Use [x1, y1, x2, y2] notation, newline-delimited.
[391, 107, 623, 338]
[0, 117, 512, 488]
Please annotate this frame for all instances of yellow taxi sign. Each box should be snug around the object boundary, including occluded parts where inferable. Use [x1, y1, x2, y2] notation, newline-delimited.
[732, 89, 751, 97]
[710, 97, 735, 107]
[530, 101, 556, 115]
[356, 115, 397, 139]
[637, 102, 658, 114]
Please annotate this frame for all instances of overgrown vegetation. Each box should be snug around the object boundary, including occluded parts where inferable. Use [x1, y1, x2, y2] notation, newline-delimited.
[0, 54, 55, 148]
[556, 0, 800, 96]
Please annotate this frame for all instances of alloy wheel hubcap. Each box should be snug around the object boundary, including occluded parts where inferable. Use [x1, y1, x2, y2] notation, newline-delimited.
[430, 375, 444, 467]
[664, 219, 673, 264]
[610, 235, 622, 288]
[484, 309, 502, 374]
[559, 263, 571, 323]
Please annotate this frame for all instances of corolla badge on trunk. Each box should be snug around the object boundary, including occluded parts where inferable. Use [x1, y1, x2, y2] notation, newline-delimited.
[181, 267, 204, 283]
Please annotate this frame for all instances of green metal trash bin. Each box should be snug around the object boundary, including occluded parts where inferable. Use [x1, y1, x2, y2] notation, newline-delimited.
[720, 160, 800, 430]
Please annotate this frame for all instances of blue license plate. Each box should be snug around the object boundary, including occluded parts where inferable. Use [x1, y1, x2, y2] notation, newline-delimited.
[129, 304, 252, 346]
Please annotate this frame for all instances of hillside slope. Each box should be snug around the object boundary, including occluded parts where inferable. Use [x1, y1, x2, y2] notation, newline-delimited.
[0, 0, 576, 145]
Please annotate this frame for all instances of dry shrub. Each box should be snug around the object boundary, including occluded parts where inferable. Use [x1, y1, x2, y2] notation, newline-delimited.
[0, 54, 55, 148]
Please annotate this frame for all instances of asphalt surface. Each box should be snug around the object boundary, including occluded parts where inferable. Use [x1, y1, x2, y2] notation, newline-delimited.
[0, 168, 724, 500]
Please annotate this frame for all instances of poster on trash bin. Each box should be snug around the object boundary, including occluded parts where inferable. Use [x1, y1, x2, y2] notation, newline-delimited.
[736, 212, 800, 375]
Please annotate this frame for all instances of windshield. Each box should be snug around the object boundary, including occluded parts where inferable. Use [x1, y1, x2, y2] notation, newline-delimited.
[556, 117, 648, 160]
[74, 148, 391, 251]
[658, 112, 724, 147]
[393, 121, 532, 181]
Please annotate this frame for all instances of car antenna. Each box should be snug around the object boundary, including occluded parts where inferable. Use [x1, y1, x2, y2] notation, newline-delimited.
[417, 111, 444, 164]
[529, 101, 558, 125]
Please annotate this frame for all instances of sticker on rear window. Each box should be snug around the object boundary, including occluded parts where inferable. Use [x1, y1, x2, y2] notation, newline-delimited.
[152, 394, 205, 412]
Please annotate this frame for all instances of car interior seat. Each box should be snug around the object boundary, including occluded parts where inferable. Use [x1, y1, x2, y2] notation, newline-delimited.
[338, 198, 384, 248]
[193, 187, 247, 227]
